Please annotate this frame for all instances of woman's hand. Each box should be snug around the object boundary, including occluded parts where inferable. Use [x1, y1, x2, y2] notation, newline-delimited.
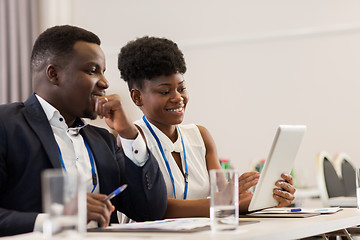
[238, 172, 260, 213]
[273, 173, 296, 207]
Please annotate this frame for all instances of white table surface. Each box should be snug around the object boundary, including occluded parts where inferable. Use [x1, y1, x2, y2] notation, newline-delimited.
[3, 208, 360, 240]
[87, 208, 360, 240]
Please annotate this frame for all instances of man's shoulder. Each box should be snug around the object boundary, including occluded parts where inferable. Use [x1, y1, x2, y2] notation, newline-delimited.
[0, 102, 25, 120]
[85, 123, 109, 133]
[83, 124, 118, 152]
[84, 124, 115, 139]
[0, 101, 25, 110]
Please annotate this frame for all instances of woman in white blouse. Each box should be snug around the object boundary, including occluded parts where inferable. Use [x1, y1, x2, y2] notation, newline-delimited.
[117, 36, 296, 218]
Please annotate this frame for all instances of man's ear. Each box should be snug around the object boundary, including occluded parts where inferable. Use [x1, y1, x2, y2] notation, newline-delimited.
[130, 89, 143, 106]
[45, 64, 59, 85]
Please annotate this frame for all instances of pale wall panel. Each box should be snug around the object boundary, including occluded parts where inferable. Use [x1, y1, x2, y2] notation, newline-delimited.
[40, 0, 360, 188]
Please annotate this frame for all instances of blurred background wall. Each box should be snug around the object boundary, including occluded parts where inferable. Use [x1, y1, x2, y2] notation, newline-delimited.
[30, 0, 360, 188]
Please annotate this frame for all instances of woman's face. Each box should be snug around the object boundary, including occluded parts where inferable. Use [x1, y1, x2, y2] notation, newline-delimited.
[138, 73, 188, 132]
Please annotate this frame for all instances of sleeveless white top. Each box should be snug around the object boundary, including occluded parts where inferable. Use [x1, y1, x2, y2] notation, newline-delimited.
[135, 119, 210, 200]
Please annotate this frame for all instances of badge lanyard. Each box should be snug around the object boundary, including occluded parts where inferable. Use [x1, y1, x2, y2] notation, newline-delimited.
[56, 138, 97, 193]
[142, 115, 188, 199]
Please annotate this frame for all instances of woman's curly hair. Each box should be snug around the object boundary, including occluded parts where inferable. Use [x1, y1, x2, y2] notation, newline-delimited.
[118, 36, 186, 90]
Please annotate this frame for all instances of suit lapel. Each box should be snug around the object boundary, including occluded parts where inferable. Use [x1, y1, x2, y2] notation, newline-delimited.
[22, 94, 120, 192]
[22, 94, 62, 169]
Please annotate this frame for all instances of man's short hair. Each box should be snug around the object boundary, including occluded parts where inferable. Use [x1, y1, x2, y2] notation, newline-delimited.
[31, 25, 101, 70]
[118, 36, 186, 91]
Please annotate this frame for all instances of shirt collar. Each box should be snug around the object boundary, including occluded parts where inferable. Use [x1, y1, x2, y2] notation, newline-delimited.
[35, 94, 87, 132]
[146, 121, 182, 153]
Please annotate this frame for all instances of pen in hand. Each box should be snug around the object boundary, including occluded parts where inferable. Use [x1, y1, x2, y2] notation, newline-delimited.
[103, 184, 128, 202]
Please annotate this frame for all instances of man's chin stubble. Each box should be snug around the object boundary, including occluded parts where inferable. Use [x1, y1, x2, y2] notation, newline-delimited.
[83, 109, 97, 120]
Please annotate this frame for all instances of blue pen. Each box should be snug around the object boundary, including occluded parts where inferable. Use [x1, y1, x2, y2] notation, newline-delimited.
[290, 208, 302, 212]
[103, 184, 128, 202]
[316, 209, 329, 213]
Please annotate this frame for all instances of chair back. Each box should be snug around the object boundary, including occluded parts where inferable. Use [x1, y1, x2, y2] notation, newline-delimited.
[334, 153, 356, 197]
[316, 151, 356, 207]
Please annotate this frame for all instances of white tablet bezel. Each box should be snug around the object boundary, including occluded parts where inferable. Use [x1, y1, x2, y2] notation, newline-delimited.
[248, 125, 306, 212]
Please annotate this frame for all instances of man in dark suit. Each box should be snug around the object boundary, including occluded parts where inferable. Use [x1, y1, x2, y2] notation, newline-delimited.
[0, 25, 167, 236]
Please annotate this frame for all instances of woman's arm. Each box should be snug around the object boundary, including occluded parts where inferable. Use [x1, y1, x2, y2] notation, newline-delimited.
[197, 125, 222, 171]
[163, 198, 210, 218]
[163, 125, 264, 218]
[198, 125, 258, 214]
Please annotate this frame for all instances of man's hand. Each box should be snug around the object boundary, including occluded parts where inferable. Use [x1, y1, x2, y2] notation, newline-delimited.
[273, 173, 296, 207]
[87, 193, 115, 228]
[95, 94, 138, 139]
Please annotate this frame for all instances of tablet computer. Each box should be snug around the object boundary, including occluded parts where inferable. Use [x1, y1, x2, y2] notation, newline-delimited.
[248, 125, 306, 212]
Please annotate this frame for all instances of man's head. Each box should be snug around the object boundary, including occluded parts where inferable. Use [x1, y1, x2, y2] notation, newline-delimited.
[31, 25, 101, 71]
[31, 25, 108, 125]
[118, 36, 186, 91]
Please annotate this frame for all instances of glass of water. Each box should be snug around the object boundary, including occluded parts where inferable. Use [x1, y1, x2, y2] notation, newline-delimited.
[210, 169, 239, 231]
[41, 169, 86, 238]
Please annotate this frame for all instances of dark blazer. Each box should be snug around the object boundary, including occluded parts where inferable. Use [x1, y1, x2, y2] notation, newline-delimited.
[0, 94, 167, 236]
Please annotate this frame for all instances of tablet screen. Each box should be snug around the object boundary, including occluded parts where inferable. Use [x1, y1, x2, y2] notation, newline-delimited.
[248, 125, 306, 212]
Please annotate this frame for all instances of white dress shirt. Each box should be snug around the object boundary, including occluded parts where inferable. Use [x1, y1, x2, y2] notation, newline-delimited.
[33, 95, 148, 231]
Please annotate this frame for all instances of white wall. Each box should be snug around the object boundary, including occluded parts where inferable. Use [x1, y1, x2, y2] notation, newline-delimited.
[39, 0, 360, 188]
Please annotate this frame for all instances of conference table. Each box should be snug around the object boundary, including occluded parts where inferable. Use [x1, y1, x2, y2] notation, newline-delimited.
[87, 208, 360, 240]
[3, 208, 360, 240]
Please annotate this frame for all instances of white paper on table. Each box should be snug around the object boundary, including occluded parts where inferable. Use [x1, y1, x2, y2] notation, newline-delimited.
[107, 218, 210, 231]
[256, 207, 341, 214]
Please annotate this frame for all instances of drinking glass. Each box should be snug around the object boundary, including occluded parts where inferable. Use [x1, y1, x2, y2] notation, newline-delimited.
[210, 169, 239, 231]
[42, 169, 86, 238]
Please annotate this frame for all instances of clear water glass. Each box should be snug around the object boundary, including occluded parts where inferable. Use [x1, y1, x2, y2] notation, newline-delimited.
[210, 169, 239, 231]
